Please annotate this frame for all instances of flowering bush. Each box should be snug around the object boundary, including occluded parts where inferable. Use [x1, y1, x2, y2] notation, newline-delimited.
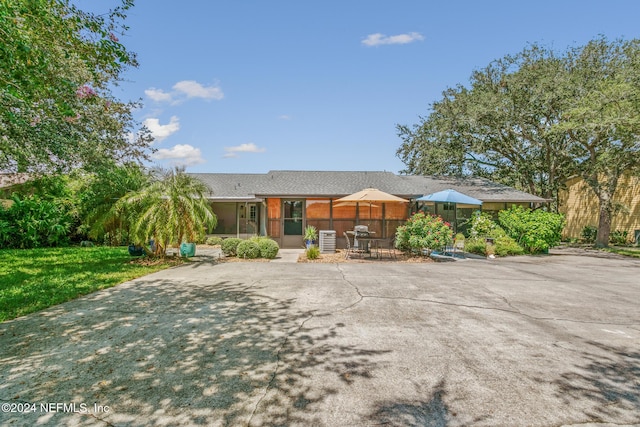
[468, 211, 503, 238]
[395, 212, 453, 254]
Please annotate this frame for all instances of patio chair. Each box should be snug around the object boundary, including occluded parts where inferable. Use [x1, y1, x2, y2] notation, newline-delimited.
[343, 231, 362, 259]
[377, 237, 397, 259]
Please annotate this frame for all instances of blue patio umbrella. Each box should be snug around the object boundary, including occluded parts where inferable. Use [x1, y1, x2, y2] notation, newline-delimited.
[416, 189, 483, 206]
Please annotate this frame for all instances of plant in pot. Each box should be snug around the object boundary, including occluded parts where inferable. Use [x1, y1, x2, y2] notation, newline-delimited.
[303, 225, 318, 249]
[128, 243, 144, 256]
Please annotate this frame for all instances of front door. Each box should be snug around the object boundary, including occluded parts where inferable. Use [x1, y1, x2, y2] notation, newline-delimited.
[282, 199, 304, 248]
[238, 203, 258, 237]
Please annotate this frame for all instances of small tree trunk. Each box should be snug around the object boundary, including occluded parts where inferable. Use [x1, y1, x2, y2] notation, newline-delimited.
[595, 194, 613, 248]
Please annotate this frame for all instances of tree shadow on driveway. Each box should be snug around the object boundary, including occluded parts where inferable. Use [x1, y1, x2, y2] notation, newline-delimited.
[554, 341, 640, 424]
[0, 275, 389, 426]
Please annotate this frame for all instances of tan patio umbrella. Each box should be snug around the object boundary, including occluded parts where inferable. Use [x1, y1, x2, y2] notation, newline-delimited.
[334, 188, 409, 204]
[334, 188, 409, 223]
[333, 201, 379, 208]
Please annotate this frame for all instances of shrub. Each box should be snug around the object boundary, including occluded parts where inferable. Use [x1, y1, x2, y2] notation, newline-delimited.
[468, 211, 501, 238]
[221, 238, 242, 256]
[206, 236, 224, 246]
[0, 194, 72, 249]
[464, 234, 524, 257]
[581, 225, 597, 243]
[498, 206, 564, 253]
[257, 238, 279, 259]
[306, 246, 320, 260]
[237, 240, 260, 259]
[395, 212, 453, 254]
[464, 237, 487, 255]
[609, 230, 629, 246]
[494, 235, 525, 256]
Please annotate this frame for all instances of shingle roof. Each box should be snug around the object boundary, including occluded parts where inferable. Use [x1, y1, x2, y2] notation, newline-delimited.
[188, 173, 266, 199]
[397, 175, 548, 203]
[189, 170, 547, 203]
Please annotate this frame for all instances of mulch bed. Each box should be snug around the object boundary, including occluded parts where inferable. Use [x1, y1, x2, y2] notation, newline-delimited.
[298, 249, 433, 263]
[191, 245, 434, 263]
[128, 257, 186, 267]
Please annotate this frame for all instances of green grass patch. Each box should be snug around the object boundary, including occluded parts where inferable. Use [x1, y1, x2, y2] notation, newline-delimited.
[0, 247, 178, 322]
[602, 246, 640, 258]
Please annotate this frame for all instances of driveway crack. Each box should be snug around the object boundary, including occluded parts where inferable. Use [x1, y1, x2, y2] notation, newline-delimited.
[247, 312, 315, 427]
[328, 269, 638, 327]
[335, 264, 365, 312]
[364, 295, 639, 326]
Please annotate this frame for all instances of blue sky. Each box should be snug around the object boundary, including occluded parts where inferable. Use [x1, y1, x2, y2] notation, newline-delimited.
[81, 1, 640, 173]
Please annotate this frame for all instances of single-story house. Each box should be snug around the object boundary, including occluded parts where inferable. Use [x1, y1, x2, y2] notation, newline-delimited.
[191, 171, 546, 249]
[559, 173, 640, 243]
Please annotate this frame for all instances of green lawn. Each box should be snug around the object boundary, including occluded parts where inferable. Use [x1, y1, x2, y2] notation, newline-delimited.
[0, 247, 179, 322]
[603, 246, 640, 258]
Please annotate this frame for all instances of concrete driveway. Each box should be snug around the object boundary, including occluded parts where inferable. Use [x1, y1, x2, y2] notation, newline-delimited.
[1, 253, 639, 426]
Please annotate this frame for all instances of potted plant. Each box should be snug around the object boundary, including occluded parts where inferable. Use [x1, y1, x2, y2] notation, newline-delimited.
[304, 225, 318, 249]
[180, 242, 196, 257]
[128, 243, 144, 256]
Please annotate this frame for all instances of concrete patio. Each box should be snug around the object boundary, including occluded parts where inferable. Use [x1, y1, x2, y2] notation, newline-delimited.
[0, 253, 639, 426]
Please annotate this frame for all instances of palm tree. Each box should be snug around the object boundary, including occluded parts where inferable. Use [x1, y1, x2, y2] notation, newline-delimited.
[118, 167, 217, 255]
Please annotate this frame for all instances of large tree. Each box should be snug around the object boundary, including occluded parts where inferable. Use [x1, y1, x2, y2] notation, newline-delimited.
[0, 0, 152, 174]
[397, 37, 640, 247]
[557, 38, 640, 247]
[397, 44, 572, 204]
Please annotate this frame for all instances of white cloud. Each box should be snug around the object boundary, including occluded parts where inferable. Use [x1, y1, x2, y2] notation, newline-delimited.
[173, 80, 224, 100]
[145, 88, 173, 102]
[144, 80, 224, 103]
[278, 114, 292, 120]
[152, 144, 205, 167]
[362, 32, 424, 47]
[143, 116, 180, 143]
[223, 143, 266, 158]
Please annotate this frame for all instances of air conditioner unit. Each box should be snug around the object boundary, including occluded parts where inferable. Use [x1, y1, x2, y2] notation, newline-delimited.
[319, 230, 337, 254]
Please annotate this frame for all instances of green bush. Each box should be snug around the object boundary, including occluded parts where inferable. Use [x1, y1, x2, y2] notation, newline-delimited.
[236, 240, 260, 259]
[465, 237, 488, 255]
[581, 225, 597, 243]
[395, 212, 453, 254]
[498, 206, 564, 253]
[221, 238, 242, 256]
[609, 230, 629, 246]
[206, 236, 224, 246]
[0, 194, 72, 249]
[468, 211, 501, 238]
[494, 235, 525, 256]
[257, 238, 279, 259]
[306, 246, 320, 260]
[464, 235, 524, 257]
